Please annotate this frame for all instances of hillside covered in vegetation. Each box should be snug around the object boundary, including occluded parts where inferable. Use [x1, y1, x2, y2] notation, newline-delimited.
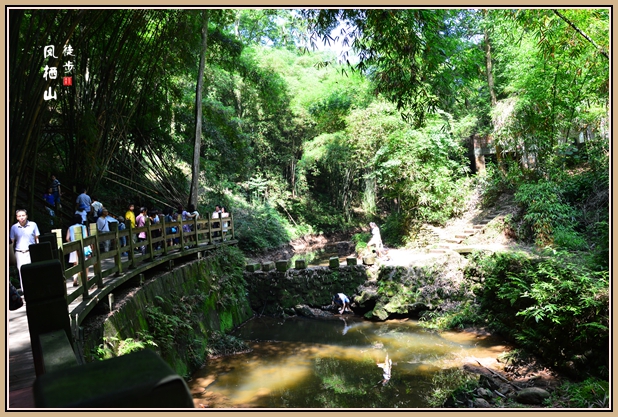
[10, 8, 609, 407]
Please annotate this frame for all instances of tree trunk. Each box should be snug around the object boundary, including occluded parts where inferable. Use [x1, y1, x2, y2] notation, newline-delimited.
[188, 11, 210, 208]
[484, 25, 505, 173]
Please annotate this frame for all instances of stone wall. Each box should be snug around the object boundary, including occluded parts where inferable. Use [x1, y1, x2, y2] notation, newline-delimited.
[245, 253, 469, 321]
[244, 265, 370, 316]
[83, 249, 253, 378]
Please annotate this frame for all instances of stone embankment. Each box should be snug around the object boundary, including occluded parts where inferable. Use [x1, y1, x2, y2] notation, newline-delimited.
[244, 250, 471, 321]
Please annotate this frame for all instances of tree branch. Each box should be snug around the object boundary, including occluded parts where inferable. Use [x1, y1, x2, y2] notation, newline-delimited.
[552, 9, 608, 60]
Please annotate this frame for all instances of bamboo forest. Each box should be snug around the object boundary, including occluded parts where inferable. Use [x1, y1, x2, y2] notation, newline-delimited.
[8, 8, 610, 409]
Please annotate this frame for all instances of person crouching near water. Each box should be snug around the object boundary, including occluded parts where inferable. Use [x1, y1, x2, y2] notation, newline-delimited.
[333, 293, 352, 314]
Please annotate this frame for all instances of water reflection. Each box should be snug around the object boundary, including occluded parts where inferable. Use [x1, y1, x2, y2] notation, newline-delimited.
[190, 316, 508, 408]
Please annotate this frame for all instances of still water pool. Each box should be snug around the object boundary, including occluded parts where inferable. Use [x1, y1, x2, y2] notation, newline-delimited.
[189, 316, 509, 408]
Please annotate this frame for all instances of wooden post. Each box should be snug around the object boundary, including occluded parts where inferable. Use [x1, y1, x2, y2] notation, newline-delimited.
[193, 217, 199, 247]
[178, 214, 185, 250]
[161, 216, 169, 256]
[230, 214, 235, 241]
[74, 227, 90, 300]
[126, 219, 136, 269]
[52, 228, 66, 271]
[51, 229, 63, 249]
[73, 227, 84, 287]
[146, 218, 154, 260]
[110, 222, 121, 277]
[89, 223, 100, 295]
[207, 215, 212, 244]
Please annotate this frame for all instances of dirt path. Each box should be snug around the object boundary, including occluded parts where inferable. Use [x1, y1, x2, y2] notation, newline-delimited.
[247, 191, 531, 268]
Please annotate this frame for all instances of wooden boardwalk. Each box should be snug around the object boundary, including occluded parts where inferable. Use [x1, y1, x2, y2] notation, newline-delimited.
[7, 215, 237, 409]
[8, 305, 36, 408]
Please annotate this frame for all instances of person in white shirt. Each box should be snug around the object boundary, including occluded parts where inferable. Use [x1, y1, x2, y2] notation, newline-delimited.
[367, 222, 384, 257]
[96, 208, 111, 252]
[10, 209, 40, 291]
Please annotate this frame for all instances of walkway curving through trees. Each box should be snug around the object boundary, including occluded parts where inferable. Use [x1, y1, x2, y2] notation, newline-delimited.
[8, 214, 238, 408]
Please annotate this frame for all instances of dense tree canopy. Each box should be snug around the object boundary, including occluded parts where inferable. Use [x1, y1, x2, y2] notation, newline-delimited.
[8, 8, 609, 393]
[9, 8, 609, 256]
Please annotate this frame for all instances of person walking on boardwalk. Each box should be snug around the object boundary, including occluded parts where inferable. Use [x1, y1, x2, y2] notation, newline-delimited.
[43, 187, 56, 225]
[76, 188, 92, 220]
[125, 204, 137, 245]
[135, 207, 148, 254]
[66, 214, 90, 287]
[125, 204, 136, 228]
[75, 204, 88, 225]
[212, 205, 221, 237]
[50, 174, 62, 207]
[91, 197, 103, 222]
[96, 208, 111, 253]
[10, 209, 40, 291]
[221, 206, 230, 240]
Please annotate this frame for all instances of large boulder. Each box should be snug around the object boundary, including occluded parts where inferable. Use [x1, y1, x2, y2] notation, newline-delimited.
[515, 387, 550, 405]
[294, 304, 333, 318]
[473, 398, 492, 408]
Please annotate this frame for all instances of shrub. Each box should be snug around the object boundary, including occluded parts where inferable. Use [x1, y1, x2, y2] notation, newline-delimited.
[476, 162, 515, 207]
[234, 202, 292, 253]
[425, 368, 479, 408]
[552, 226, 589, 251]
[469, 251, 609, 376]
[550, 378, 610, 408]
[352, 231, 371, 253]
[514, 180, 578, 246]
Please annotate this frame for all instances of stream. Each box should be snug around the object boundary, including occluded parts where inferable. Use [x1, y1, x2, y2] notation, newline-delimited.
[189, 316, 509, 408]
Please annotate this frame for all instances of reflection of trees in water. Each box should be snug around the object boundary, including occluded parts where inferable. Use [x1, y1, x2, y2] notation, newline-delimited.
[279, 356, 408, 408]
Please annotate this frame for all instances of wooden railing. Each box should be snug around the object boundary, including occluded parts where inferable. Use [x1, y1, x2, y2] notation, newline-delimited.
[47, 214, 236, 335]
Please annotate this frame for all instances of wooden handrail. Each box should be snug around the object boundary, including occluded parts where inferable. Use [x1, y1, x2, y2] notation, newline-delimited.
[51, 214, 237, 337]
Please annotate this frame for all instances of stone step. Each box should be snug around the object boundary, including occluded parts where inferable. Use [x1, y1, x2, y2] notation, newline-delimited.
[454, 234, 472, 239]
[473, 225, 484, 229]
[464, 229, 477, 234]
[445, 238, 463, 244]
[452, 247, 476, 255]
[429, 249, 448, 253]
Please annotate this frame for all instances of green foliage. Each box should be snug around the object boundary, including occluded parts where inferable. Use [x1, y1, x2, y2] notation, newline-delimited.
[132, 246, 248, 372]
[514, 180, 578, 246]
[425, 368, 479, 408]
[12, 9, 609, 270]
[209, 246, 248, 310]
[468, 251, 609, 376]
[379, 213, 408, 247]
[490, 9, 608, 179]
[374, 114, 472, 228]
[352, 232, 371, 252]
[552, 226, 588, 251]
[476, 163, 515, 208]
[549, 377, 609, 408]
[234, 201, 292, 253]
[309, 89, 353, 133]
[419, 301, 483, 331]
[511, 166, 608, 257]
[205, 331, 250, 357]
[302, 9, 482, 126]
[92, 332, 157, 361]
